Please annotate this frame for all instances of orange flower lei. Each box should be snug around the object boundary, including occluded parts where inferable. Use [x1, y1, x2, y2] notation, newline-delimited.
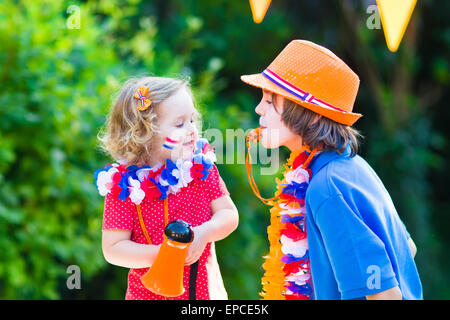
[246, 128, 319, 299]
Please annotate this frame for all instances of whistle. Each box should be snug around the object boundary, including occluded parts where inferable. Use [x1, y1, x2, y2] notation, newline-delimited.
[247, 127, 262, 143]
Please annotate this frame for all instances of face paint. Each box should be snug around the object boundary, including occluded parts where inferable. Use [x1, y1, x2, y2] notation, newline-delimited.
[162, 137, 180, 150]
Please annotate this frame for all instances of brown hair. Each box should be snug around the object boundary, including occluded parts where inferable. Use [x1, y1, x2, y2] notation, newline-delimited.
[273, 93, 363, 156]
[98, 76, 199, 166]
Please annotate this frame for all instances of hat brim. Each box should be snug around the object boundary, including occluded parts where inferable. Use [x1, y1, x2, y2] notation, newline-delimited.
[241, 73, 362, 126]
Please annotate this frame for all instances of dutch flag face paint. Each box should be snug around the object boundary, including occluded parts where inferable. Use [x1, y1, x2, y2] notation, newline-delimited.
[162, 137, 179, 150]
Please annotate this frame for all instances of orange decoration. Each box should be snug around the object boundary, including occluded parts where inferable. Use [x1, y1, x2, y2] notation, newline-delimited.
[377, 0, 417, 52]
[249, 0, 272, 24]
[134, 86, 153, 111]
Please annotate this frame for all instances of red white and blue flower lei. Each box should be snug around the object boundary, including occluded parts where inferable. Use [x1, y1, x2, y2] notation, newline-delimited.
[279, 153, 313, 299]
[94, 138, 216, 205]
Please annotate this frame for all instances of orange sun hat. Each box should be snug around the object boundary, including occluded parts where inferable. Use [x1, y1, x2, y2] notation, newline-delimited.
[241, 40, 363, 126]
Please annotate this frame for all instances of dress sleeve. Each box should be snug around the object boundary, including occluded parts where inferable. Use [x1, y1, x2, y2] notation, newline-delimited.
[314, 194, 398, 299]
[205, 164, 230, 202]
[102, 192, 134, 231]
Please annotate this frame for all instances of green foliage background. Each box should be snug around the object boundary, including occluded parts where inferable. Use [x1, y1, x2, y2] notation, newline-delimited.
[0, 0, 448, 299]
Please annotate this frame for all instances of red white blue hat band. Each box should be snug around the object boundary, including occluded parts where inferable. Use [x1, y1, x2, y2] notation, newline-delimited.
[261, 69, 347, 114]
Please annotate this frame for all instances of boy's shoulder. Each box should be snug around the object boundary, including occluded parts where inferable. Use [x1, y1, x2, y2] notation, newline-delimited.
[306, 152, 380, 214]
[307, 151, 361, 191]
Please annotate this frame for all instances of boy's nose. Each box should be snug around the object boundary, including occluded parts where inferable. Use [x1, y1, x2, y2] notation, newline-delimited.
[255, 102, 264, 116]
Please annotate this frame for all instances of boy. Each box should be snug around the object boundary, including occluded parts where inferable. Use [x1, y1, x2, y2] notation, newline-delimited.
[241, 40, 422, 300]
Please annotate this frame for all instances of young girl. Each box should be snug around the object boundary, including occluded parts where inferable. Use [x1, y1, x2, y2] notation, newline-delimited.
[94, 76, 239, 300]
[242, 40, 422, 300]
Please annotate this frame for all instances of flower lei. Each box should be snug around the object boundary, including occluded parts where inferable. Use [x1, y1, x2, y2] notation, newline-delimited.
[261, 147, 319, 300]
[94, 138, 217, 204]
[245, 130, 319, 300]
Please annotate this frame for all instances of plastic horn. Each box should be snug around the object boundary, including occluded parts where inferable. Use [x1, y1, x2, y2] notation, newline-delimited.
[140, 219, 194, 297]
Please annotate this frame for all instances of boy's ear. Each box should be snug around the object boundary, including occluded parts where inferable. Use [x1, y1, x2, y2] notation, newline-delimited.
[312, 114, 322, 125]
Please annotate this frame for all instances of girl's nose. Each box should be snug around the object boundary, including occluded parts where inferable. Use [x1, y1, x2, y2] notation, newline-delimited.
[186, 121, 198, 136]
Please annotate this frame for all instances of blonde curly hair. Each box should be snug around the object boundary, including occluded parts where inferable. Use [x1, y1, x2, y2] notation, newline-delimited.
[98, 76, 198, 166]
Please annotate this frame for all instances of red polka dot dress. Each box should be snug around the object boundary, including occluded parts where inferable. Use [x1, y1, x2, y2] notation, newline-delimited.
[102, 164, 230, 300]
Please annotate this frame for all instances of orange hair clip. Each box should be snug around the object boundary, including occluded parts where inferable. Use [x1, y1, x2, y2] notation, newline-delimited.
[134, 86, 153, 111]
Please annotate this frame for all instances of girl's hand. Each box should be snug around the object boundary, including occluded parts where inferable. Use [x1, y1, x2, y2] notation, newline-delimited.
[184, 224, 210, 266]
[183, 195, 239, 266]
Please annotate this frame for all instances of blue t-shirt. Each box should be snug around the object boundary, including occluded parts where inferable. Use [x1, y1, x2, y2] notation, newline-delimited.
[305, 144, 423, 300]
